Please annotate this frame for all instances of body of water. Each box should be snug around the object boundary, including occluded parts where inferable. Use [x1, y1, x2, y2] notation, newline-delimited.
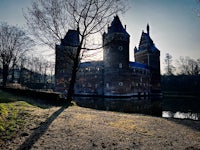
[74, 96, 200, 120]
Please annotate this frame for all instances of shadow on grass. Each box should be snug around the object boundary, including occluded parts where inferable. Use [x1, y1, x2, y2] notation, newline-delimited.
[167, 118, 200, 132]
[17, 103, 71, 150]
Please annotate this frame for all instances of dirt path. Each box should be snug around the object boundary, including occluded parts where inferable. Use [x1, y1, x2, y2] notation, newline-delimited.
[5, 105, 200, 150]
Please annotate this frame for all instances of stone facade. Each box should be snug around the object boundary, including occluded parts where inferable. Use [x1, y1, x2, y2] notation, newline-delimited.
[55, 30, 80, 92]
[134, 24, 161, 93]
[55, 16, 161, 96]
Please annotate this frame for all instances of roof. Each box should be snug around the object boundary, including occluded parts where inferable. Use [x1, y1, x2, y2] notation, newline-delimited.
[61, 30, 80, 46]
[80, 61, 104, 67]
[136, 25, 159, 52]
[129, 62, 149, 69]
[138, 32, 159, 51]
[80, 61, 149, 70]
[106, 15, 129, 35]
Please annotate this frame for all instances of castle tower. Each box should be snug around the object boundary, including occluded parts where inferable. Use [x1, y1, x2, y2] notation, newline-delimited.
[55, 30, 79, 92]
[134, 24, 161, 93]
[103, 15, 130, 95]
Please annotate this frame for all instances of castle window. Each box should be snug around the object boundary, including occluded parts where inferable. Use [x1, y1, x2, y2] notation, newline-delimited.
[86, 67, 90, 71]
[106, 83, 109, 88]
[119, 63, 123, 68]
[119, 82, 123, 86]
[118, 46, 123, 51]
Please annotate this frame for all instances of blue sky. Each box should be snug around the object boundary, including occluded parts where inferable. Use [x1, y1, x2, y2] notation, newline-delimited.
[0, 0, 200, 73]
[121, 0, 200, 68]
[0, 0, 31, 26]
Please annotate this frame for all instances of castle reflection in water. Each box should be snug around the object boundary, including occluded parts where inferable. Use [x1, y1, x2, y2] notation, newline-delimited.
[74, 96, 200, 120]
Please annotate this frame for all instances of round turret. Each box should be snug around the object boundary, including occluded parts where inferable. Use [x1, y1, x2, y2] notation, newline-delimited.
[103, 15, 130, 70]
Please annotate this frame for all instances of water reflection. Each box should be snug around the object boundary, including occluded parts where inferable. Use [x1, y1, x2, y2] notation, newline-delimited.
[74, 96, 200, 120]
[162, 111, 200, 120]
[162, 96, 200, 120]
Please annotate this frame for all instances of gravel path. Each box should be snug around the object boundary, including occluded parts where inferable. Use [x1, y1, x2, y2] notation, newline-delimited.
[4, 105, 200, 150]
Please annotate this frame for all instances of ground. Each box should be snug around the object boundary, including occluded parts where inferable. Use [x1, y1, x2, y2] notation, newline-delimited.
[1, 103, 200, 150]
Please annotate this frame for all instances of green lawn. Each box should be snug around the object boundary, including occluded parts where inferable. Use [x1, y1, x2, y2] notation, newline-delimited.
[0, 91, 33, 144]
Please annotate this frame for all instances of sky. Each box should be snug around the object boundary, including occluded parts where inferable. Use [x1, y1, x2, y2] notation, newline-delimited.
[0, 0, 200, 73]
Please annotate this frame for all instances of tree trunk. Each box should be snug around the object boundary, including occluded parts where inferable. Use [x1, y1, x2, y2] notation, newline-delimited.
[2, 64, 9, 87]
[11, 65, 15, 83]
[67, 45, 81, 101]
[18, 68, 22, 84]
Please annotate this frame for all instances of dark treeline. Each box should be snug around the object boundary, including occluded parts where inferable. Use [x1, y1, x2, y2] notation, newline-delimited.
[161, 75, 200, 95]
[162, 53, 200, 95]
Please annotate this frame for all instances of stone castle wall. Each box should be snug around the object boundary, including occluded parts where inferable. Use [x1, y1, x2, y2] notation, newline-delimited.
[55, 16, 161, 96]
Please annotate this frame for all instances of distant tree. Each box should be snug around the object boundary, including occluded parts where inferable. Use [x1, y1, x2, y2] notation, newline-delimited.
[0, 22, 34, 87]
[40, 58, 49, 85]
[177, 56, 199, 75]
[197, 58, 200, 69]
[49, 61, 55, 85]
[24, 0, 127, 100]
[164, 53, 175, 75]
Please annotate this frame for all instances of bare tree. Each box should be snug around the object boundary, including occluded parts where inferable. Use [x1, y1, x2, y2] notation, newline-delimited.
[0, 22, 34, 87]
[18, 55, 50, 86]
[40, 58, 49, 85]
[177, 56, 199, 75]
[24, 0, 127, 100]
[164, 53, 175, 75]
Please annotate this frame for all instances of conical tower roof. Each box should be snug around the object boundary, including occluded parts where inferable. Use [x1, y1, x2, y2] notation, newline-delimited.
[138, 24, 159, 52]
[107, 15, 129, 35]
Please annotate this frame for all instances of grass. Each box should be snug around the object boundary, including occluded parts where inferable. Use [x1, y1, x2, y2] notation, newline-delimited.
[0, 91, 34, 144]
[108, 118, 136, 132]
[0, 90, 60, 145]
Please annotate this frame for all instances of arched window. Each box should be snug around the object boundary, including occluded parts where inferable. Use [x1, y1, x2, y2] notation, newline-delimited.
[106, 83, 109, 88]
[119, 63, 122, 68]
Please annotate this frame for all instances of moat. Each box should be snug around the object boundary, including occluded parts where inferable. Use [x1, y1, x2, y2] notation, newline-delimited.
[74, 96, 200, 120]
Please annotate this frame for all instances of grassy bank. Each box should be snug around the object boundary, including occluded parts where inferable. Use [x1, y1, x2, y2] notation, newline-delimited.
[0, 91, 45, 145]
[0, 102, 31, 144]
[0, 92, 32, 144]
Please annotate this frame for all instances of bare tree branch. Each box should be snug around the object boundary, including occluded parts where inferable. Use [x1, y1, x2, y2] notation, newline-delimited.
[0, 22, 34, 86]
[24, 0, 128, 100]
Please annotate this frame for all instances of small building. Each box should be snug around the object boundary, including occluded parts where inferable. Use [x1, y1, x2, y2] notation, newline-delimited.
[55, 15, 161, 97]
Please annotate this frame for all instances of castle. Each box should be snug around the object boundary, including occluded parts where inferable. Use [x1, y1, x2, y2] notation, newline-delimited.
[55, 15, 161, 97]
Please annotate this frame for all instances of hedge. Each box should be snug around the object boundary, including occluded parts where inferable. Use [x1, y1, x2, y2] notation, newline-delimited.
[0, 87, 65, 106]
